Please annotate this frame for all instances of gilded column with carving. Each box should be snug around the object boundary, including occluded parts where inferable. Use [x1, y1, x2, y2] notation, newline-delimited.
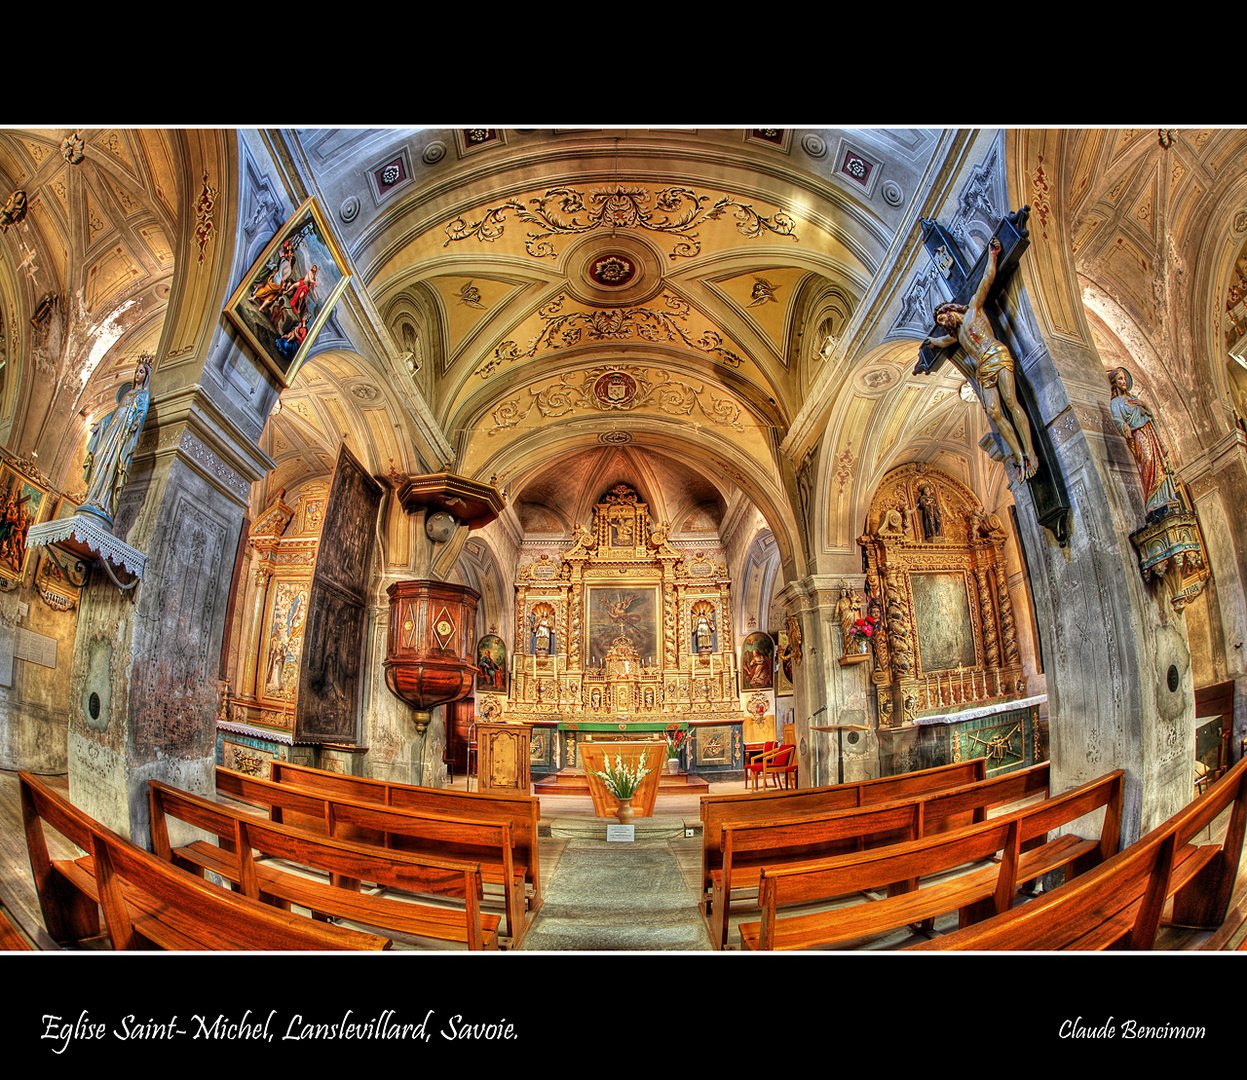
[995, 565, 1020, 666]
[975, 564, 1000, 669]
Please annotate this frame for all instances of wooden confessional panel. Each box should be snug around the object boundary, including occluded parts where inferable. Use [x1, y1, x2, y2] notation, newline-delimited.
[294, 444, 382, 744]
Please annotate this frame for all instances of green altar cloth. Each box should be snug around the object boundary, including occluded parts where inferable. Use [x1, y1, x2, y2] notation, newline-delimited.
[557, 720, 688, 732]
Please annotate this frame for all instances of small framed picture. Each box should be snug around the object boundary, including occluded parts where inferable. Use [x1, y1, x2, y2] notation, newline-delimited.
[0, 464, 50, 585]
[224, 197, 351, 386]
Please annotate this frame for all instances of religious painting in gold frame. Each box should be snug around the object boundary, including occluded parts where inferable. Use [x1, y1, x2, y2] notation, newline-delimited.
[0, 463, 49, 585]
[911, 570, 978, 673]
[258, 579, 310, 705]
[585, 584, 659, 668]
[740, 630, 774, 690]
[224, 196, 352, 387]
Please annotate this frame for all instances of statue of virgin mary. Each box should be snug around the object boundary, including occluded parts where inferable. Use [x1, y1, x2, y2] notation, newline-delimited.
[81, 359, 152, 528]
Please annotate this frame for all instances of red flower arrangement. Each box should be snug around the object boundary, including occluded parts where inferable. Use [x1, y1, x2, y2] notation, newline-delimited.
[848, 615, 878, 642]
[665, 726, 691, 757]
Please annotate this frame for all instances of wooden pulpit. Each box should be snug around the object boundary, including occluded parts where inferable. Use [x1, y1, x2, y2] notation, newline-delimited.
[475, 720, 532, 794]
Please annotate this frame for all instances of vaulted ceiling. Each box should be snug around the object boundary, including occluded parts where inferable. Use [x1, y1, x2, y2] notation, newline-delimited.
[4, 126, 1247, 581]
[266, 127, 949, 553]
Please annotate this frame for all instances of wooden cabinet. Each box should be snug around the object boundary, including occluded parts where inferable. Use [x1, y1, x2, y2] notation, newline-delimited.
[476, 721, 532, 794]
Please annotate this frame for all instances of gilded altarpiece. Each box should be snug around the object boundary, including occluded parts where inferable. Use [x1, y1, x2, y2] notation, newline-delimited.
[218, 482, 326, 767]
[859, 465, 1027, 735]
[486, 484, 749, 776]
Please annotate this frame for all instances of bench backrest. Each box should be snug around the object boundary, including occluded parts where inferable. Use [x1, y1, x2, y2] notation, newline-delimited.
[905, 817, 1180, 951]
[152, 778, 486, 904]
[217, 767, 517, 881]
[759, 769, 1123, 917]
[20, 772, 389, 951]
[721, 761, 1052, 867]
[268, 760, 541, 898]
[1166, 751, 1247, 927]
[700, 757, 990, 896]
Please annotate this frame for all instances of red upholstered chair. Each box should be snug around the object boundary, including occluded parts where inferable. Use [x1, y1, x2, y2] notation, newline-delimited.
[764, 744, 798, 790]
[745, 742, 775, 791]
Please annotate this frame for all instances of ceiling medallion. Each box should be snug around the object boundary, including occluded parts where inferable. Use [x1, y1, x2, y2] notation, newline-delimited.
[488, 366, 745, 435]
[476, 292, 744, 378]
[592, 370, 638, 408]
[598, 430, 633, 444]
[590, 254, 635, 287]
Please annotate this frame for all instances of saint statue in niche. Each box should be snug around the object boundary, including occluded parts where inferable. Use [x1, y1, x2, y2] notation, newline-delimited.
[81, 358, 152, 527]
[692, 602, 716, 653]
[835, 582, 863, 655]
[531, 605, 555, 655]
[925, 238, 1038, 480]
[1108, 366, 1181, 523]
[918, 483, 942, 541]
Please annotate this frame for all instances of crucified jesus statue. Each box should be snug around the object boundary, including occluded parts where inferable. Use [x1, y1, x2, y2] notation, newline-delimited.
[924, 237, 1038, 480]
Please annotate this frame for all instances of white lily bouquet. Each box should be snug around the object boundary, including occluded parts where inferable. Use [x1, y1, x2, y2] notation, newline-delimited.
[587, 750, 652, 799]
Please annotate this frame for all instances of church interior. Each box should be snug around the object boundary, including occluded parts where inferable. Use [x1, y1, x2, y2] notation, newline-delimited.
[1, 125, 1247, 964]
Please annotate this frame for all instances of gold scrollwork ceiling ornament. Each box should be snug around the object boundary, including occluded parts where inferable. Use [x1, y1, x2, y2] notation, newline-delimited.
[476, 292, 745, 378]
[444, 184, 799, 261]
[487, 365, 746, 435]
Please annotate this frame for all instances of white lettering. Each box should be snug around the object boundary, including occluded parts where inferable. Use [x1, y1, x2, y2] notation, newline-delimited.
[441, 1014, 518, 1041]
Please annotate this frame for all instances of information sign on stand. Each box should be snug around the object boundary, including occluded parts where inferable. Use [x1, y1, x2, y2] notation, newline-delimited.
[606, 823, 636, 842]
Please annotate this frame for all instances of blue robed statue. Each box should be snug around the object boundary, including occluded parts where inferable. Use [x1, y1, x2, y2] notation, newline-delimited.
[80, 359, 152, 528]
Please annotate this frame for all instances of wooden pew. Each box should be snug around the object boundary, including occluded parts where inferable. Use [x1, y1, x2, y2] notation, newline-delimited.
[709, 762, 1051, 948]
[0, 908, 33, 950]
[268, 759, 543, 918]
[700, 757, 989, 909]
[149, 779, 500, 950]
[907, 753, 1247, 950]
[737, 769, 1123, 951]
[1194, 679, 1234, 786]
[19, 772, 390, 952]
[215, 766, 528, 947]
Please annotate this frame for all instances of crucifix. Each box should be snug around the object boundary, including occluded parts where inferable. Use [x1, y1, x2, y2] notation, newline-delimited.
[912, 206, 1071, 546]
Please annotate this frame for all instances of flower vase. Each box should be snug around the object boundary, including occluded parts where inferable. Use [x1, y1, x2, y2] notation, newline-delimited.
[616, 797, 635, 825]
[667, 757, 680, 775]
[855, 637, 870, 655]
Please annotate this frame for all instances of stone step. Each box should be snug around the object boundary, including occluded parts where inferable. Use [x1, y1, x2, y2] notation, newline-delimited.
[546, 814, 695, 840]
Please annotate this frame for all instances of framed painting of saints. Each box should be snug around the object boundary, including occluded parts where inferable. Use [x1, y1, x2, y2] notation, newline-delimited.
[585, 585, 658, 667]
[224, 196, 352, 387]
[741, 631, 774, 690]
[476, 634, 508, 692]
[0, 464, 49, 585]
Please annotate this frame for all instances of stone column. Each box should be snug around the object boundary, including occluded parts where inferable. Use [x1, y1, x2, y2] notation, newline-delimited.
[778, 575, 879, 788]
[68, 391, 272, 848]
[1007, 340, 1194, 845]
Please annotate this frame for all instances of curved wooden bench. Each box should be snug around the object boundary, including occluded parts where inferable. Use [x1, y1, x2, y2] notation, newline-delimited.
[216, 766, 528, 946]
[709, 762, 1051, 948]
[907, 754, 1247, 950]
[738, 770, 1123, 951]
[268, 760, 542, 920]
[700, 758, 989, 914]
[20, 772, 390, 952]
[150, 779, 499, 950]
